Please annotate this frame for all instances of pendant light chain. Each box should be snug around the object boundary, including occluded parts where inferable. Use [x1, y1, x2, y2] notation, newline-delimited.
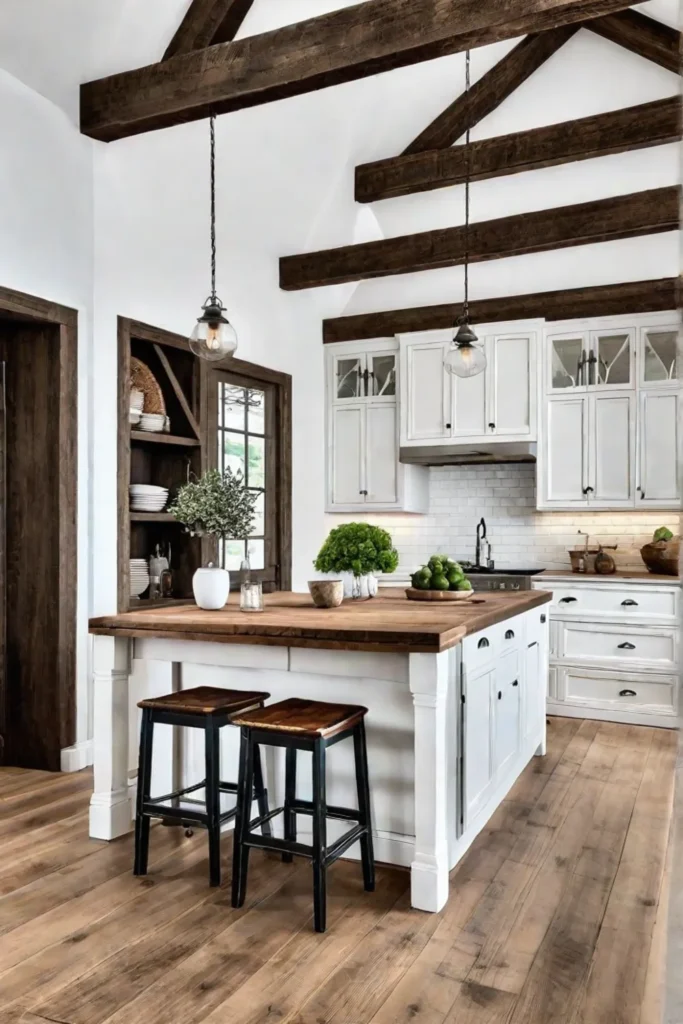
[210, 113, 217, 302]
[462, 48, 471, 324]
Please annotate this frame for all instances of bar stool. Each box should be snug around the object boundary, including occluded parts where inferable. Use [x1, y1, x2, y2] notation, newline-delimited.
[229, 697, 375, 932]
[134, 685, 271, 887]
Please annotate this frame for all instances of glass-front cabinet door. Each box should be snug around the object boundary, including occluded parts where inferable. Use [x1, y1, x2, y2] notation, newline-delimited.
[368, 352, 397, 399]
[548, 333, 587, 391]
[590, 329, 634, 389]
[333, 354, 364, 401]
[640, 327, 678, 387]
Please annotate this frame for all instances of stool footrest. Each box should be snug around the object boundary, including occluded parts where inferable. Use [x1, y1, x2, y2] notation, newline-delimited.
[242, 814, 368, 866]
[325, 823, 367, 866]
[290, 800, 361, 823]
[142, 801, 238, 826]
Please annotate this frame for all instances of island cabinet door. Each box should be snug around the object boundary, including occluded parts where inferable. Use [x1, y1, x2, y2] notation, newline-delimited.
[494, 650, 521, 778]
[524, 640, 542, 743]
[462, 666, 496, 830]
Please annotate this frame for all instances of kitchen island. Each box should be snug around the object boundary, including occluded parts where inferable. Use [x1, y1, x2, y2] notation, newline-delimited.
[89, 590, 551, 912]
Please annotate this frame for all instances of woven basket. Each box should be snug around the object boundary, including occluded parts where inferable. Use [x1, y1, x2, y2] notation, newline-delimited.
[130, 357, 166, 416]
[640, 538, 679, 576]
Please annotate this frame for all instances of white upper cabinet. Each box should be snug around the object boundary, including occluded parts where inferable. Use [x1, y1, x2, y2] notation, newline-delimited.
[326, 340, 428, 514]
[539, 312, 678, 510]
[638, 391, 678, 507]
[400, 321, 540, 446]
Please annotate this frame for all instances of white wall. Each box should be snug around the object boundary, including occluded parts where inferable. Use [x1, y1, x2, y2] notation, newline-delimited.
[0, 69, 94, 758]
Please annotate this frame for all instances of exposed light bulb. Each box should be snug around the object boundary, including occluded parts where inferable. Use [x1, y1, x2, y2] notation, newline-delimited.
[189, 298, 238, 362]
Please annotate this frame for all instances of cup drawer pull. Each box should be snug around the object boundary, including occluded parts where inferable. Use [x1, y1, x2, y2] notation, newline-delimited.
[477, 638, 490, 649]
[618, 642, 636, 650]
[621, 599, 638, 607]
[619, 689, 637, 697]
[505, 629, 515, 640]
[559, 597, 577, 604]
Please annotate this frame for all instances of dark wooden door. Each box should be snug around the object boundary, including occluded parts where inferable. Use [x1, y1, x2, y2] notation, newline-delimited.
[0, 321, 61, 769]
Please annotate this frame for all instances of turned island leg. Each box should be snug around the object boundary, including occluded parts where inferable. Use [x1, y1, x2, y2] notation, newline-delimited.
[409, 650, 452, 913]
[89, 635, 133, 840]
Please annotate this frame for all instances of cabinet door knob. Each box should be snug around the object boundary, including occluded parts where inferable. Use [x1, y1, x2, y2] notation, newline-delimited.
[540, 614, 546, 624]
[497, 691, 502, 700]
[559, 597, 577, 604]
[619, 689, 637, 697]
[488, 422, 496, 430]
[477, 637, 490, 649]
[445, 422, 452, 429]
[621, 599, 638, 607]
[582, 486, 594, 495]
[617, 642, 636, 650]
[512, 679, 519, 687]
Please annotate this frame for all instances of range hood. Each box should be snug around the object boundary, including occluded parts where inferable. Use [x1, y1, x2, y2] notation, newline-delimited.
[400, 441, 537, 466]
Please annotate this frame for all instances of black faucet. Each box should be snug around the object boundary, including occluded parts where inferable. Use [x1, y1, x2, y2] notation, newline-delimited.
[475, 518, 493, 570]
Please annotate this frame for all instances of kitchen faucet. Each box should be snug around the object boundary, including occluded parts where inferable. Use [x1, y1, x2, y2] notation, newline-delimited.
[475, 518, 494, 570]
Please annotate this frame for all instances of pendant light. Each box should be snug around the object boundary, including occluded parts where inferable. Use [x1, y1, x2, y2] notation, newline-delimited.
[189, 114, 238, 362]
[444, 49, 486, 380]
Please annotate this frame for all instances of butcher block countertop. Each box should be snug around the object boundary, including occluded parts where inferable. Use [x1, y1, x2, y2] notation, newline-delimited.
[89, 590, 551, 654]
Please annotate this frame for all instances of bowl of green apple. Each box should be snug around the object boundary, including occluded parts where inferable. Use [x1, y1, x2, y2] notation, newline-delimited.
[406, 555, 474, 601]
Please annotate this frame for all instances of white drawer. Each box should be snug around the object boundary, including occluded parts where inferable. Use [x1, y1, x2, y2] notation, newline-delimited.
[546, 583, 677, 619]
[558, 621, 677, 669]
[463, 622, 503, 669]
[555, 666, 676, 716]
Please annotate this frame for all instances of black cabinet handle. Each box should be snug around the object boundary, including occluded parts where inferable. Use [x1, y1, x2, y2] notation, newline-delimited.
[505, 629, 515, 639]
[445, 422, 452, 429]
[621, 599, 638, 607]
[540, 614, 546, 624]
[617, 642, 636, 650]
[359, 489, 368, 496]
[582, 486, 594, 495]
[619, 689, 637, 697]
[488, 422, 496, 430]
[559, 597, 577, 604]
[512, 679, 519, 687]
[497, 691, 502, 700]
[477, 637, 489, 649]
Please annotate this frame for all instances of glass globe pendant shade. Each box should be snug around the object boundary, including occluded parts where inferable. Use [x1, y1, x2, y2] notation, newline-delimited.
[189, 297, 238, 362]
[444, 322, 487, 379]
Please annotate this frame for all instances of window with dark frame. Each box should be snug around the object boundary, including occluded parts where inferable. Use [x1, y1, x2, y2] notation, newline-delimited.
[217, 381, 266, 571]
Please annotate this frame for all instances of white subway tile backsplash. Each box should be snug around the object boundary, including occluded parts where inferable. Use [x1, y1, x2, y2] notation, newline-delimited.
[326, 464, 677, 576]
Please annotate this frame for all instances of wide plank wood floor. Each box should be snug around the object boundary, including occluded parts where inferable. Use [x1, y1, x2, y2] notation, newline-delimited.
[0, 717, 675, 1024]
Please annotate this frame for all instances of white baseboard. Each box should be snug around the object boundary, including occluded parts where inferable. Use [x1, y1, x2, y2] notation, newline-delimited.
[547, 700, 677, 730]
[60, 740, 93, 772]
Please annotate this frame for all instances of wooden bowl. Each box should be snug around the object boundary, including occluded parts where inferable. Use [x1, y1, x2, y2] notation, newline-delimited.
[308, 580, 344, 608]
[640, 539, 679, 576]
[405, 587, 475, 602]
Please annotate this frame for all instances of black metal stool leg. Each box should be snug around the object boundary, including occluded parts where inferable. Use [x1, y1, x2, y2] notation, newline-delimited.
[232, 727, 254, 908]
[312, 738, 327, 933]
[205, 719, 221, 887]
[282, 746, 297, 863]
[353, 720, 375, 892]
[252, 743, 272, 838]
[134, 708, 155, 876]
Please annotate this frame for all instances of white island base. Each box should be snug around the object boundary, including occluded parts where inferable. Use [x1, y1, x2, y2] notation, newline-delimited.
[90, 605, 549, 913]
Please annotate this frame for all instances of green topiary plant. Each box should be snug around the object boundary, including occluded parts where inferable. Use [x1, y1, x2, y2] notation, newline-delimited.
[314, 522, 399, 579]
[168, 468, 256, 540]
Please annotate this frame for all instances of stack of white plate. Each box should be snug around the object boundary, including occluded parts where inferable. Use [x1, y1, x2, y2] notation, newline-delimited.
[130, 484, 169, 512]
[139, 413, 166, 433]
[130, 559, 150, 598]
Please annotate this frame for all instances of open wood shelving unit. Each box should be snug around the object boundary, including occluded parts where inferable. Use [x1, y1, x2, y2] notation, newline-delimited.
[117, 318, 207, 612]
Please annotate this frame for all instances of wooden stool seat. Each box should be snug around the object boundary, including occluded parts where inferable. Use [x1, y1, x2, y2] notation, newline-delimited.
[230, 697, 368, 738]
[138, 685, 269, 716]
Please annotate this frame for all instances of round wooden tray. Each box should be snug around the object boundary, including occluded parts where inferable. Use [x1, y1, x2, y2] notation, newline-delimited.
[405, 587, 475, 602]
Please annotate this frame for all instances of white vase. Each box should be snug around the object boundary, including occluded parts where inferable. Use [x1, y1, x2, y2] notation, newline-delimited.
[193, 566, 230, 610]
[346, 573, 378, 600]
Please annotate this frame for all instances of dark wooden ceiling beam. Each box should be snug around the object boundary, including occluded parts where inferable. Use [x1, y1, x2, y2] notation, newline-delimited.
[587, 9, 680, 72]
[280, 186, 678, 291]
[163, 0, 254, 60]
[403, 26, 579, 155]
[81, 0, 639, 142]
[356, 96, 681, 202]
[322, 279, 678, 343]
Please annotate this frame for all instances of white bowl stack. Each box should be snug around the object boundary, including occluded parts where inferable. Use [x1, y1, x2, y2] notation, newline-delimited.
[130, 484, 169, 513]
[130, 559, 150, 598]
[139, 412, 166, 433]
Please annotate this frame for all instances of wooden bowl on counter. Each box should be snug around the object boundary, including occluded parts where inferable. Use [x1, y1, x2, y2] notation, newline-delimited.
[308, 580, 344, 608]
[405, 588, 475, 602]
[640, 539, 679, 576]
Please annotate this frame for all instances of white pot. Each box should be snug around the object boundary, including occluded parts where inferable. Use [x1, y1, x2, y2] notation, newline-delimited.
[193, 566, 230, 610]
[344, 573, 378, 600]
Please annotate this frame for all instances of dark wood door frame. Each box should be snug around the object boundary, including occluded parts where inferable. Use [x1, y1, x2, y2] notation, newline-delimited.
[0, 285, 78, 767]
[201, 356, 292, 591]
